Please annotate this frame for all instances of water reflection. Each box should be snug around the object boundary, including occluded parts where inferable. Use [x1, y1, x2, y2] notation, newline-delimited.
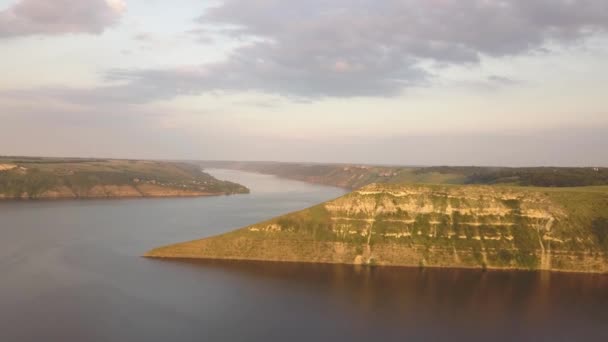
[156, 259, 608, 340]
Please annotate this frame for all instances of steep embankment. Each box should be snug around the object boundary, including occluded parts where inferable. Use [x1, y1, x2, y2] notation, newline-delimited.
[147, 183, 608, 273]
[0, 158, 249, 199]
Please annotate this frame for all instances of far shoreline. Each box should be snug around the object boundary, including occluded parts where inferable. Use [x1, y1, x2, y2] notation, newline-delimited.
[0, 191, 249, 202]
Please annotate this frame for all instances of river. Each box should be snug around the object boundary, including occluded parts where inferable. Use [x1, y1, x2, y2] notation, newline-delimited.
[0, 169, 606, 341]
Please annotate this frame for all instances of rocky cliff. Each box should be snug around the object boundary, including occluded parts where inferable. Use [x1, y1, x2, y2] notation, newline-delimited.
[147, 183, 608, 273]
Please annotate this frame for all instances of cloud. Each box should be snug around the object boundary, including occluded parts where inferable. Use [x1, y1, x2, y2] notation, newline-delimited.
[486, 75, 522, 86]
[0, 0, 125, 38]
[78, 0, 608, 102]
[451, 75, 526, 92]
[4, 0, 608, 104]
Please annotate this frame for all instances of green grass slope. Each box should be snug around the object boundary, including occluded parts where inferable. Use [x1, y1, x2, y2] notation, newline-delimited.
[0, 157, 249, 199]
[147, 183, 608, 273]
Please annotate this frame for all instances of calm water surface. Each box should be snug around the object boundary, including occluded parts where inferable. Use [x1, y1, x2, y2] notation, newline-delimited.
[1, 169, 607, 341]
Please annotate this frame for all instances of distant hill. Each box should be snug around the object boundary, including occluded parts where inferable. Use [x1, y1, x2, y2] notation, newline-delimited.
[147, 183, 608, 273]
[0, 157, 249, 200]
[199, 161, 608, 189]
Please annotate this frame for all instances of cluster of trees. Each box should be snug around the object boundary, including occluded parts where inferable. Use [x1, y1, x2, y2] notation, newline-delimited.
[0, 169, 57, 197]
[466, 168, 608, 187]
[418, 166, 608, 187]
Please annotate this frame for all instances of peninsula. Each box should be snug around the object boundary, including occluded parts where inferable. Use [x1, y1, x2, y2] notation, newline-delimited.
[0, 157, 249, 200]
[147, 183, 608, 273]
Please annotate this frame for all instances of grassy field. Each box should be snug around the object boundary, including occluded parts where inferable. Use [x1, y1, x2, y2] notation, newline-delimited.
[0, 157, 249, 199]
[147, 183, 608, 273]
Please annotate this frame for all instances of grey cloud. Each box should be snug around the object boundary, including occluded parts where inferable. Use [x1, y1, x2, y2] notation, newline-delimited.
[180, 0, 608, 98]
[452, 75, 526, 92]
[9, 0, 608, 103]
[0, 0, 125, 38]
[94, 0, 608, 102]
[202, 0, 608, 57]
[486, 76, 521, 85]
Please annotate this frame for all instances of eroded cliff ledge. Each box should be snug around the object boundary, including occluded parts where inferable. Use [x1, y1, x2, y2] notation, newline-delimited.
[147, 184, 608, 273]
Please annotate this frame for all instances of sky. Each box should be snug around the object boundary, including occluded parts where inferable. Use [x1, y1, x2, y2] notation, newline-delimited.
[0, 0, 607, 166]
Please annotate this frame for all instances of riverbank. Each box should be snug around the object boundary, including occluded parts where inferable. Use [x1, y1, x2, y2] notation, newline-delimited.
[0, 157, 249, 200]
